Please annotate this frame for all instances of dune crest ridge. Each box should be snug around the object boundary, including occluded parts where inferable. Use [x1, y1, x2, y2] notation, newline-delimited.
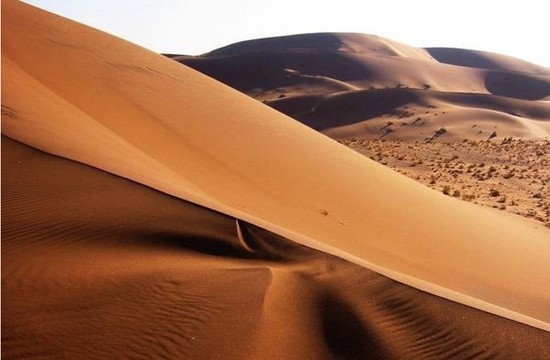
[3, 0, 550, 331]
[5, 136, 550, 358]
[174, 32, 549, 140]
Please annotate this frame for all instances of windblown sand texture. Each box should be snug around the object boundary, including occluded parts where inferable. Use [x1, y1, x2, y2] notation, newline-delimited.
[4, 137, 550, 359]
[2, 1, 550, 358]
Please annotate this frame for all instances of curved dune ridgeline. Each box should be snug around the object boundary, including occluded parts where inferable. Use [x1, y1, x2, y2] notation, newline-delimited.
[2, 1, 550, 358]
[4, 137, 550, 358]
[174, 33, 550, 140]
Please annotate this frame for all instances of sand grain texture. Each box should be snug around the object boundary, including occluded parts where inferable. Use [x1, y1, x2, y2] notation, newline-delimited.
[4, 137, 550, 359]
[2, 1, 550, 357]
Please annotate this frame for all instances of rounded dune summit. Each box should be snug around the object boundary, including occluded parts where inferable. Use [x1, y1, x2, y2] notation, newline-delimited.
[174, 33, 550, 140]
[2, 1, 550, 357]
[3, 0, 550, 329]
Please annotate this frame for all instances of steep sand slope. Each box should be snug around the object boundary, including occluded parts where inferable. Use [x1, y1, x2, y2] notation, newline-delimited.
[426, 47, 549, 74]
[172, 33, 550, 140]
[2, 0, 550, 330]
[5, 137, 550, 359]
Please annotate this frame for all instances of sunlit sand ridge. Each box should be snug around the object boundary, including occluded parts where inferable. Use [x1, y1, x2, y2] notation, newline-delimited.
[5, 136, 550, 358]
[2, 4, 550, 359]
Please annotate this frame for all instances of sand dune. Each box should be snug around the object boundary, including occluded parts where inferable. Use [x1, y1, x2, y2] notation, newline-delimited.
[426, 47, 550, 74]
[3, 0, 550, 327]
[170, 32, 550, 226]
[4, 137, 550, 358]
[173, 33, 550, 140]
[2, 1, 550, 357]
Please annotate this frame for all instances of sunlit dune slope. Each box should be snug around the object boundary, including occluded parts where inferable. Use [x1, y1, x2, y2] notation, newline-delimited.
[4, 137, 550, 359]
[172, 33, 550, 140]
[2, 0, 550, 330]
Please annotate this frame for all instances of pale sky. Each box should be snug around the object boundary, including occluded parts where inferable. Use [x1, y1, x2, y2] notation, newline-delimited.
[22, 0, 549, 66]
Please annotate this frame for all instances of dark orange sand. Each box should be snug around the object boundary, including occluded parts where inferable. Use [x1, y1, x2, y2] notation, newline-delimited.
[3, 1, 550, 358]
[3, 138, 550, 359]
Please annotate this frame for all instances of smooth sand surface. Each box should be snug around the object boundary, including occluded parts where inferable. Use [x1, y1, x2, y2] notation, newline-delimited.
[4, 137, 550, 359]
[2, 1, 550, 350]
[426, 47, 550, 74]
[180, 35, 550, 229]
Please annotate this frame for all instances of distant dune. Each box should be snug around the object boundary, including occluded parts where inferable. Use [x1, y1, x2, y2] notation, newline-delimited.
[426, 47, 549, 74]
[171, 33, 550, 141]
[2, 1, 550, 358]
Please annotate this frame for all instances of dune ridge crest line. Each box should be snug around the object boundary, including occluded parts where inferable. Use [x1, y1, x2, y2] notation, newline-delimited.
[174, 32, 550, 143]
[3, 0, 550, 330]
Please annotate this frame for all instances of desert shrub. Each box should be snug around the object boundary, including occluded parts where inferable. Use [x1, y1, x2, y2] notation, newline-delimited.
[489, 189, 500, 197]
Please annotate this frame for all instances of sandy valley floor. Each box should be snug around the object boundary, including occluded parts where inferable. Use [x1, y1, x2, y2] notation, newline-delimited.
[341, 138, 550, 227]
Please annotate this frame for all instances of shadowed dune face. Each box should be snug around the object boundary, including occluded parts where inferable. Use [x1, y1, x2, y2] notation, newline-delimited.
[272, 89, 549, 135]
[297, 89, 423, 131]
[3, 2, 550, 353]
[173, 33, 550, 140]
[177, 51, 376, 93]
[485, 71, 550, 100]
[3, 137, 550, 359]
[426, 47, 550, 75]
